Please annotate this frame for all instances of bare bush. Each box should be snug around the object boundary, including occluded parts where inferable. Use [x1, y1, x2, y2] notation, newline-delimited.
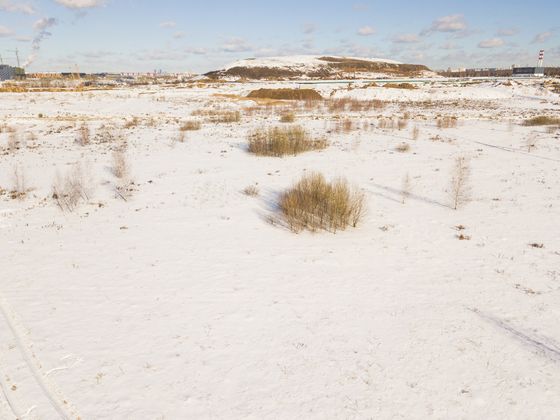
[243, 184, 260, 197]
[7, 131, 20, 153]
[401, 173, 411, 204]
[279, 172, 365, 233]
[76, 124, 90, 146]
[280, 112, 296, 123]
[449, 156, 471, 210]
[52, 161, 94, 211]
[10, 165, 27, 200]
[523, 116, 560, 126]
[412, 126, 420, 140]
[395, 143, 410, 153]
[437, 116, 458, 129]
[248, 126, 327, 157]
[111, 150, 129, 179]
[328, 98, 385, 113]
[180, 120, 202, 131]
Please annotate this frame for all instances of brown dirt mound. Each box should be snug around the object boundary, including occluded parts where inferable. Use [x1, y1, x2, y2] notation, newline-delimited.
[247, 88, 323, 101]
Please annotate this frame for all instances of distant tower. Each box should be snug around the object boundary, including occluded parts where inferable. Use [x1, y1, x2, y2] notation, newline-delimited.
[537, 49, 545, 68]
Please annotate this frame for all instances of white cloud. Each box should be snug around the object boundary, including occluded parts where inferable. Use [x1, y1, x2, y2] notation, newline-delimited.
[0, 0, 35, 14]
[478, 38, 505, 48]
[423, 14, 467, 35]
[532, 31, 553, 44]
[497, 27, 519, 37]
[392, 34, 420, 44]
[173, 31, 185, 39]
[160, 21, 176, 28]
[357, 26, 375, 36]
[54, 0, 105, 9]
[0, 25, 13, 37]
[221, 37, 252, 53]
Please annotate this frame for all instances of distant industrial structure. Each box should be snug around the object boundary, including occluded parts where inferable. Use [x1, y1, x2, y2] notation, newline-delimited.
[0, 64, 25, 81]
[441, 49, 553, 78]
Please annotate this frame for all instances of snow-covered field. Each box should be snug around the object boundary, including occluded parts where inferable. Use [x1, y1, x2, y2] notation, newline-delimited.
[1, 79, 560, 419]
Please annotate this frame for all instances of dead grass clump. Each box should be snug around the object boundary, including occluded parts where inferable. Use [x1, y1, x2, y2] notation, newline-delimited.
[207, 110, 241, 123]
[52, 161, 94, 211]
[437, 116, 458, 129]
[412, 126, 420, 140]
[248, 126, 327, 157]
[328, 98, 385, 113]
[383, 83, 417, 90]
[279, 172, 365, 233]
[76, 124, 90, 146]
[395, 143, 410, 153]
[523, 116, 560, 126]
[123, 116, 141, 129]
[247, 88, 323, 101]
[180, 120, 202, 131]
[280, 112, 296, 123]
[378, 117, 408, 130]
[243, 184, 260, 197]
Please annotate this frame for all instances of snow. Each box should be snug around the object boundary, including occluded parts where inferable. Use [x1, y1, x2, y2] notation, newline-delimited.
[224, 55, 401, 71]
[1, 79, 560, 419]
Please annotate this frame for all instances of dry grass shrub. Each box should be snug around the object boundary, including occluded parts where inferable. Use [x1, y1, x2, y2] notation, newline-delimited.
[10, 165, 27, 200]
[243, 184, 260, 197]
[280, 112, 296, 123]
[195, 109, 241, 123]
[436, 116, 458, 129]
[123, 116, 141, 129]
[247, 88, 323, 101]
[111, 150, 129, 179]
[378, 117, 408, 130]
[328, 98, 385, 113]
[395, 143, 410, 153]
[383, 83, 417, 90]
[449, 156, 471, 210]
[412, 126, 420, 140]
[180, 120, 202, 131]
[52, 161, 94, 211]
[248, 126, 327, 157]
[76, 124, 90, 146]
[279, 172, 365, 233]
[523, 116, 560, 126]
[7, 131, 21, 153]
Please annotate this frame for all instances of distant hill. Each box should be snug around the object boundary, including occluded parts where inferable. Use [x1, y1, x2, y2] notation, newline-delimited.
[205, 55, 434, 80]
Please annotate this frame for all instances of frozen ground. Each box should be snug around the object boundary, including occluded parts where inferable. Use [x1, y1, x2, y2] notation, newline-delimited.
[1, 79, 560, 419]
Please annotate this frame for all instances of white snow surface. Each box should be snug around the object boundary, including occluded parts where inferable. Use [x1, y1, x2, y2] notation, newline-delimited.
[1, 79, 560, 419]
[224, 55, 401, 70]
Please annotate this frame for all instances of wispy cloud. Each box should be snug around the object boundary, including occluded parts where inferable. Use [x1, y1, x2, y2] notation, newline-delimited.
[478, 37, 505, 48]
[357, 26, 375, 36]
[532, 31, 553, 44]
[0, 25, 13, 37]
[422, 14, 468, 36]
[0, 0, 35, 14]
[392, 34, 420, 44]
[54, 0, 106, 9]
[160, 21, 176, 28]
[497, 27, 519, 37]
[221, 37, 252, 53]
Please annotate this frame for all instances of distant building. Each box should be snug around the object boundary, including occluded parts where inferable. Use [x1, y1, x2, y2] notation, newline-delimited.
[0, 65, 25, 81]
[512, 66, 545, 77]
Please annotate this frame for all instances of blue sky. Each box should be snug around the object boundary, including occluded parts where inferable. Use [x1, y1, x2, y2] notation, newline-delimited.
[0, 0, 558, 73]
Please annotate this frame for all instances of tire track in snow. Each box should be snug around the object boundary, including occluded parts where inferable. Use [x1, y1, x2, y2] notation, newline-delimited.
[0, 294, 80, 420]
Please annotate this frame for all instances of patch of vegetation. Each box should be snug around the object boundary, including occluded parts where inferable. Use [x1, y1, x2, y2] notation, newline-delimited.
[523, 116, 560, 126]
[279, 172, 365, 233]
[248, 126, 327, 157]
[383, 83, 417, 90]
